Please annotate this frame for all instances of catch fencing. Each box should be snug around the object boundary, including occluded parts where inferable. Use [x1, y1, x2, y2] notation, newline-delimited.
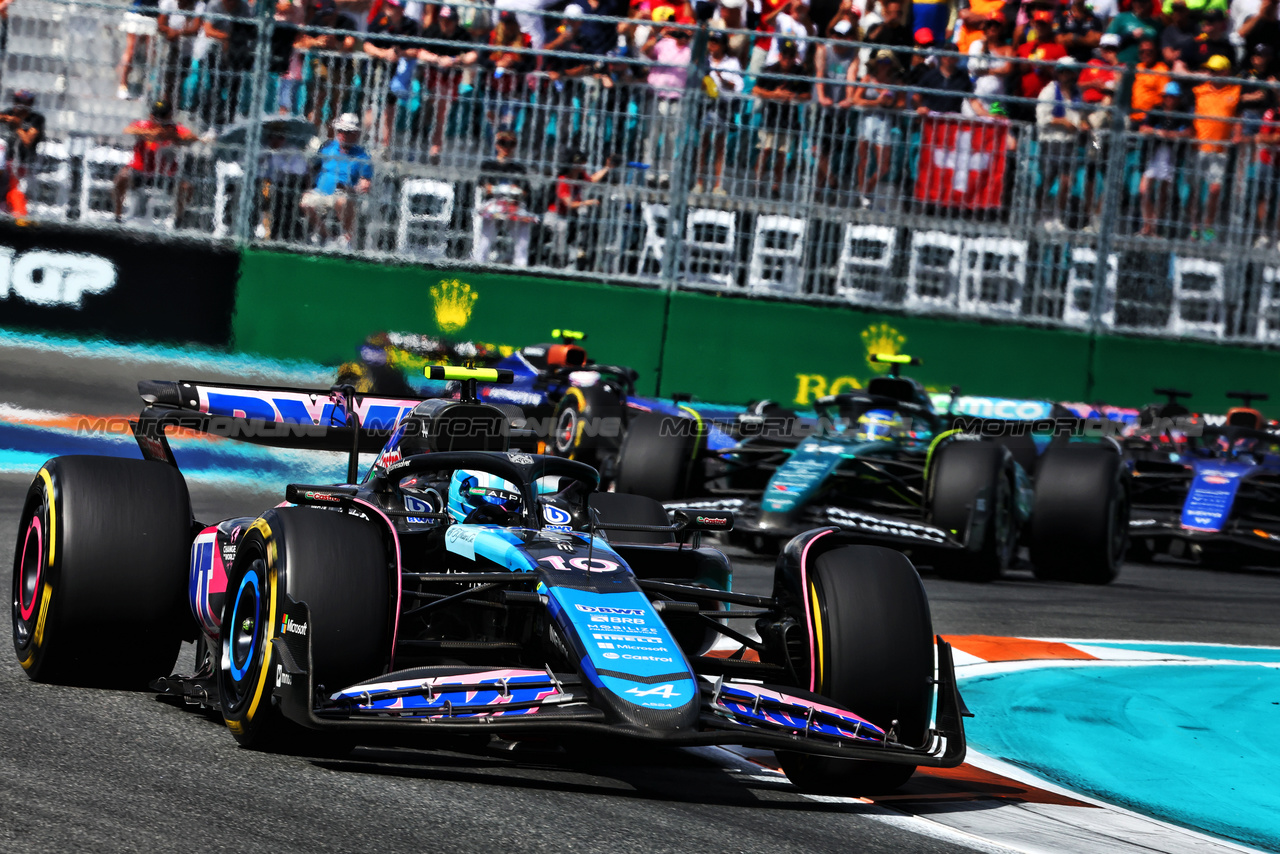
[5, 0, 1280, 343]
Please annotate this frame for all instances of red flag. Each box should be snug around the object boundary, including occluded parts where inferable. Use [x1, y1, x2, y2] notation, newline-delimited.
[915, 115, 1008, 210]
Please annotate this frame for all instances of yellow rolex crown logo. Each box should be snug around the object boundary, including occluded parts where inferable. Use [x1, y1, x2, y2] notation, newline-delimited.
[431, 280, 478, 333]
[861, 323, 907, 373]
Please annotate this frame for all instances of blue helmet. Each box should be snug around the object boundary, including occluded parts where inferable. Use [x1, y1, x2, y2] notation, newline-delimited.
[447, 470, 523, 523]
[855, 409, 905, 443]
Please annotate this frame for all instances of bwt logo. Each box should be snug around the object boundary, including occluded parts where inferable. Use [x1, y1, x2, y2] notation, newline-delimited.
[0, 247, 117, 307]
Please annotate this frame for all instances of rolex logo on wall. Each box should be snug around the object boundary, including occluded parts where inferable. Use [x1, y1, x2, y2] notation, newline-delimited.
[431, 280, 478, 333]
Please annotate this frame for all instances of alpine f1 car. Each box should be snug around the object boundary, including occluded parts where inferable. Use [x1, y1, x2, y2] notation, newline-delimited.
[335, 330, 746, 482]
[617, 355, 1131, 584]
[11, 366, 966, 793]
[1123, 388, 1280, 567]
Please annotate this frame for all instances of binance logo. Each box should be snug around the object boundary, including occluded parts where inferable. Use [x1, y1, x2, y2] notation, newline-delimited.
[431, 280, 478, 333]
[861, 323, 906, 374]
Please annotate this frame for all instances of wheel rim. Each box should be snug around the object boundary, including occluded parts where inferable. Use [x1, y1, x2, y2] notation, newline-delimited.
[224, 560, 264, 708]
[554, 406, 578, 455]
[12, 500, 46, 651]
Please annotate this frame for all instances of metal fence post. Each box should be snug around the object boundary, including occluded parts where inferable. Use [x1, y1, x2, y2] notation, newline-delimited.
[659, 26, 708, 292]
[233, 3, 276, 244]
[1089, 65, 1133, 331]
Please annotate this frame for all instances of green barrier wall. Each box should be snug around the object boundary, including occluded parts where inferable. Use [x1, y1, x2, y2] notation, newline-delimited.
[232, 251, 1278, 412]
[233, 250, 670, 394]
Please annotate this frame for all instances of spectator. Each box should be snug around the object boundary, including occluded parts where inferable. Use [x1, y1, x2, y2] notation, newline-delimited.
[362, 0, 421, 149]
[269, 0, 304, 113]
[696, 31, 744, 194]
[576, 0, 625, 57]
[258, 127, 311, 240]
[193, 0, 256, 127]
[1016, 9, 1068, 102]
[300, 0, 360, 133]
[155, 0, 201, 108]
[766, 0, 817, 66]
[711, 0, 750, 63]
[118, 0, 160, 100]
[914, 44, 974, 114]
[1253, 98, 1280, 246]
[0, 90, 44, 216]
[956, 0, 1008, 55]
[1131, 38, 1170, 122]
[1191, 53, 1242, 240]
[1106, 0, 1159, 65]
[965, 14, 1014, 116]
[813, 19, 858, 196]
[1138, 81, 1192, 236]
[850, 49, 903, 206]
[905, 27, 935, 87]
[747, 0, 794, 74]
[1240, 0, 1280, 63]
[1242, 44, 1277, 135]
[1080, 34, 1120, 228]
[753, 39, 812, 198]
[112, 99, 197, 225]
[642, 24, 692, 183]
[1056, 0, 1104, 64]
[1181, 9, 1235, 73]
[482, 11, 534, 135]
[300, 112, 373, 248]
[1035, 60, 1087, 229]
[417, 6, 479, 159]
[474, 131, 535, 265]
[1080, 32, 1120, 105]
[1160, 0, 1197, 63]
[865, 0, 912, 66]
[543, 149, 609, 265]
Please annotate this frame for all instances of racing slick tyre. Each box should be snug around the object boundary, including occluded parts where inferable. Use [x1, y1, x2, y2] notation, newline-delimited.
[550, 384, 626, 470]
[1029, 445, 1128, 584]
[928, 441, 1017, 582]
[12, 456, 191, 688]
[219, 507, 389, 751]
[778, 546, 934, 795]
[614, 412, 696, 501]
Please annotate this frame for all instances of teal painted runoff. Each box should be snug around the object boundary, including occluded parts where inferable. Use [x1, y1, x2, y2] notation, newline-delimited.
[1082, 641, 1280, 664]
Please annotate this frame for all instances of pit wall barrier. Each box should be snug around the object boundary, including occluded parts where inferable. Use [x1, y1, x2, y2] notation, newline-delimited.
[231, 250, 1280, 412]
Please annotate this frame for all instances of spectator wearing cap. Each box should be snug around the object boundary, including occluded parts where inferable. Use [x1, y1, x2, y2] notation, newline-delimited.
[643, 23, 693, 183]
[914, 44, 975, 114]
[113, 99, 197, 225]
[766, 0, 816, 66]
[955, 0, 1009, 56]
[1105, 0, 1159, 65]
[1056, 0, 1104, 64]
[362, 0, 422, 149]
[695, 31, 744, 194]
[300, 112, 373, 248]
[710, 0, 750, 63]
[543, 149, 611, 266]
[1180, 9, 1235, 73]
[482, 11, 534, 135]
[850, 49, 904, 206]
[474, 131, 535, 265]
[813, 19, 859, 197]
[299, 0, 359, 133]
[417, 6, 479, 159]
[904, 28, 935, 87]
[1137, 80, 1192, 236]
[1080, 33, 1120, 105]
[1240, 0, 1280, 64]
[1131, 38, 1170, 122]
[0, 90, 43, 216]
[965, 13, 1013, 117]
[752, 39, 812, 198]
[1016, 8, 1069, 103]
[1035, 60, 1088, 229]
[1252, 93, 1280, 246]
[1191, 54, 1242, 240]
[1079, 35, 1120, 229]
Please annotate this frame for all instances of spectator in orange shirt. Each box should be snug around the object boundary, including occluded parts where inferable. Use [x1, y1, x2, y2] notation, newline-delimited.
[1191, 54, 1242, 240]
[1130, 38, 1170, 123]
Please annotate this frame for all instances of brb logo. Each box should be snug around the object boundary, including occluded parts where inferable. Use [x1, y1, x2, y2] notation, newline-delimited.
[0, 247, 117, 307]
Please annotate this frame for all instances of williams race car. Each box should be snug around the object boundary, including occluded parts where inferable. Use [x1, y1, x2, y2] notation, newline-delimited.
[11, 366, 966, 794]
[617, 355, 1130, 584]
[1124, 388, 1280, 568]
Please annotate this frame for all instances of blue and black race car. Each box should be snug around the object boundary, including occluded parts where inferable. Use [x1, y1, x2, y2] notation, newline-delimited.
[616, 355, 1131, 584]
[1124, 389, 1280, 568]
[12, 366, 967, 794]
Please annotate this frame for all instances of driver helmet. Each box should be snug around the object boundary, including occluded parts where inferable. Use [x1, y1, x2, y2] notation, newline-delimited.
[447, 470, 522, 523]
[855, 409, 905, 443]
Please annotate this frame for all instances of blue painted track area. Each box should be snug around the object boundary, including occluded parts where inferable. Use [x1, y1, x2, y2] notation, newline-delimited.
[963, 657, 1280, 851]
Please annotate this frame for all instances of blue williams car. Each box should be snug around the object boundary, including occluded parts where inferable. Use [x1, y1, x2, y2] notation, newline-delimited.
[11, 367, 966, 794]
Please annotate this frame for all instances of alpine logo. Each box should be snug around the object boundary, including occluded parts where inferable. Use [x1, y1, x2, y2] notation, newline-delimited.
[280, 614, 308, 636]
[574, 604, 645, 616]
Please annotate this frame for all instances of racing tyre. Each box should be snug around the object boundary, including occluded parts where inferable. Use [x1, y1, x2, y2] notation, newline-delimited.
[550, 385, 626, 469]
[219, 507, 389, 750]
[12, 456, 191, 688]
[1029, 445, 1128, 584]
[614, 412, 696, 501]
[928, 441, 1017, 582]
[778, 546, 934, 794]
